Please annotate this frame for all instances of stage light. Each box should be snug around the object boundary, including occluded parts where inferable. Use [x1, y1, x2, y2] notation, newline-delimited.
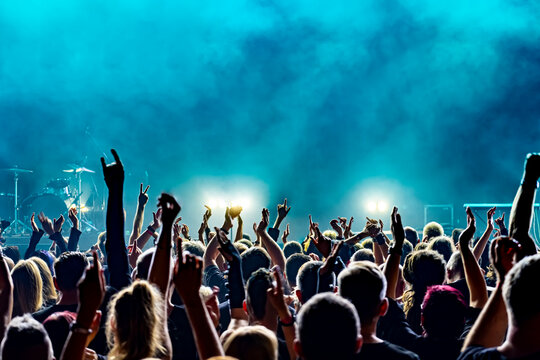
[367, 201, 377, 212]
[366, 200, 389, 213]
[377, 201, 388, 212]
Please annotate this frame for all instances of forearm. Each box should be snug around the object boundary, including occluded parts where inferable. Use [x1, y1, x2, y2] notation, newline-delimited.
[235, 221, 243, 242]
[462, 284, 507, 350]
[461, 245, 488, 308]
[134, 227, 156, 249]
[344, 231, 369, 246]
[25, 230, 44, 259]
[373, 242, 385, 265]
[384, 253, 401, 299]
[509, 183, 538, 256]
[259, 231, 286, 270]
[68, 228, 82, 252]
[129, 203, 146, 245]
[473, 226, 493, 261]
[184, 298, 225, 359]
[50, 232, 68, 254]
[105, 188, 131, 290]
[149, 225, 172, 295]
[203, 234, 219, 269]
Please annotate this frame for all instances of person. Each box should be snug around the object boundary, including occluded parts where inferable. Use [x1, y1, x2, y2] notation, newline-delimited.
[428, 236, 455, 263]
[295, 292, 362, 360]
[338, 261, 419, 360]
[29, 257, 57, 307]
[224, 325, 278, 360]
[1, 315, 54, 360]
[422, 222, 444, 242]
[284, 253, 310, 288]
[11, 260, 43, 317]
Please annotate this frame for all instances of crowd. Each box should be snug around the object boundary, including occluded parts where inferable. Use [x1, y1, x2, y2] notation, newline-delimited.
[0, 149, 538, 360]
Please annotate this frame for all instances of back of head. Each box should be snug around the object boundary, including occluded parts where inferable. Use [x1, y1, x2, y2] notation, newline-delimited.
[451, 229, 463, 245]
[404, 227, 419, 244]
[446, 251, 464, 282]
[503, 253, 540, 326]
[53, 251, 88, 292]
[1, 315, 53, 360]
[3, 246, 20, 265]
[421, 285, 466, 338]
[423, 222, 444, 241]
[182, 241, 205, 257]
[246, 269, 273, 320]
[107, 280, 166, 360]
[135, 247, 156, 280]
[33, 251, 56, 275]
[43, 311, 76, 359]
[401, 240, 414, 266]
[296, 293, 360, 360]
[234, 243, 249, 255]
[284, 241, 303, 259]
[237, 239, 253, 249]
[338, 261, 387, 324]
[360, 239, 373, 251]
[351, 249, 375, 263]
[241, 247, 271, 282]
[428, 236, 456, 263]
[403, 250, 446, 290]
[285, 253, 311, 288]
[224, 325, 278, 360]
[296, 261, 328, 304]
[29, 257, 57, 306]
[11, 260, 43, 317]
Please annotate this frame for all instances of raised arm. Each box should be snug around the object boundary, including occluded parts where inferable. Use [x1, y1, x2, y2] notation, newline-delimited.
[473, 207, 496, 261]
[508, 153, 540, 257]
[24, 213, 45, 259]
[234, 214, 244, 242]
[459, 207, 488, 308]
[462, 238, 519, 350]
[101, 149, 130, 290]
[385, 207, 405, 300]
[198, 206, 212, 244]
[134, 208, 161, 250]
[257, 208, 286, 270]
[129, 183, 150, 245]
[67, 207, 82, 251]
[174, 253, 225, 360]
[149, 193, 181, 296]
[39, 213, 68, 254]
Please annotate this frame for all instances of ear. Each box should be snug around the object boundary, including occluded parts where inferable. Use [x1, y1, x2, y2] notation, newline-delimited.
[379, 298, 389, 317]
[294, 339, 304, 358]
[53, 277, 60, 291]
[295, 289, 303, 304]
[355, 334, 363, 354]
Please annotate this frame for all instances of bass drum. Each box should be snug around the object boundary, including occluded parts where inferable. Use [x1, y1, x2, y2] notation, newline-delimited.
[20, 193, 68, 221]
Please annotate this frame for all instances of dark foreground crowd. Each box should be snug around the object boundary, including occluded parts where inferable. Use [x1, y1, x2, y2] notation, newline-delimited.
[0, 150, 539, 360]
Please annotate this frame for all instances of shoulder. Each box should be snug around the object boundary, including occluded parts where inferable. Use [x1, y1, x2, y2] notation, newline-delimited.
[458, 346, 503, 360]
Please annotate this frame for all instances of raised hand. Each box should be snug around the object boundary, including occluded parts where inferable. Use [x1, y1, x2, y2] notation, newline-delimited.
[203, 205, 212, 223]
[138, 183, 150, 206]
[214, 227, 241, 263]
[524, 152, 540, 182]
[151, 208, 163, 230]
[53, 215, 65, 234]
[38, 212, 54, 236]
[344, 217, 354, 238]
[257, 208, 270, 234]
[494, 212, 506, 230]
[330, 219, 343, 238]
[181, 224, 190, 239]
[319, 240, 344, 276]
[222, 207, 233, 231]
[77, 251, 106, 327]
[128, 237, 142, 269]
[490, 237, 521, 282]
[157, 193, 181, 226]
[266, 266, 291, 317]
[313, 225, 333, 258]
[390, 207, 405, 247]
[338, 217, 348, 231]
[100, 149, 124, 190]
[486, 206, 496, 229]
[274, 198, 291, 229]
[68, 207, 79, 230]
[459, 207, 476, 248]
[282, 224, 290, 244]
[173, 253, 203, 304]
[30, 213, 39, 233]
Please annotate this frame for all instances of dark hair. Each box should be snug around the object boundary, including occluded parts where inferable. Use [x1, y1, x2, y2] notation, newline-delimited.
[3, 246, 20, 265]
[503, 254, 540, 325]
[421, 285, 466, 338]
[283, 241, 303, 259]
[53, 252, 88, 291]
[246, 269, 273, 320]
[135, 248, 156, 280]
[428, 236, 455, 263]
[404, 227, 419, 244]
[451, 228, 463, 245]
[241, 247, 271, 282]
[285, 253, 311, 287]
[297, 293, 360, 360]
[351, 249, 375, 263]
[296, 261, 335, 304]
[182, 241, 205, 257]
[1, 315, 53, 360]
[43, 311, 76, 359]
[401, 240, 413, 266]
[338, 261, 387, 324]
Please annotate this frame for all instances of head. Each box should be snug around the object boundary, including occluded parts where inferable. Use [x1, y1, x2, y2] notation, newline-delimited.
[107, 280, 167, 360]
[283, 241, 303, 259]
[421, 285, 466, 338]
[401, 240, 414, 266]
[1, 315, 54, 360]
[295, 293, 362, 360]
[96, 231, 107, 258]
[296, 261, 335, 305]
[245, 269, 273, 321]
[233, 243, 249, 255]
[182, 241, 205, 257]
[338, 261, 388, 326]
[351, 249, 375, 263]
[451, 228, 463, 245]
[241, 247, 271, 282]
[237, 239, 253, 249]
[446, 251, 464, 282]
[33, 251, 56, 276]
[360, 239, 373, 251]
[43, 311, 77, 359]
[404, 226, 419, 244]
[53, 252, 88, 293]
[423, 222, 444, 242]
[3, 246, 20, 265]
[415, 242, 428, 251]
[11, 260, 43, 317]
[134, 248, 156, 280]
[29, 257, 57, 305]
[285, 253, 311, 288]
[200, 286, 220, 327]
[428, 236, 456, 263]
[224, 325, 278, 360]
[322, 230, 337, 240]
[503, 253, 540, 327]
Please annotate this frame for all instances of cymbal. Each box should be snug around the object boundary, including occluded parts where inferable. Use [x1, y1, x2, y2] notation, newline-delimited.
[0, 167, 33, 173]
[63, 167, 95, 174]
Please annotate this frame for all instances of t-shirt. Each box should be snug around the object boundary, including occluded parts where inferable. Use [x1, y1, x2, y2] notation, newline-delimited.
[357, 341, 420, 360]
[459, 346, 540, 360]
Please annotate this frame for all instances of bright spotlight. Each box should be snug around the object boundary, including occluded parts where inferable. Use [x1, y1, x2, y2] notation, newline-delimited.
[367, 201, 377, 212]
[377, 201, 388, 212]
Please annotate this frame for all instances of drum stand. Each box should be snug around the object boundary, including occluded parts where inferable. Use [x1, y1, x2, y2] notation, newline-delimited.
[4, 172, 31, 235]
[74, 171, 97, 232]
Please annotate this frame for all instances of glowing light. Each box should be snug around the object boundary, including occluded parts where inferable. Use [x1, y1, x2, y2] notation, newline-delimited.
[366, 200, 389, 213]
[377, 201, 388, 212]
[367, 201, 377, 212]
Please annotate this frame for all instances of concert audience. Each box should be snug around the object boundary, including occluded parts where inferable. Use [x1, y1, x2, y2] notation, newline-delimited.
[0, 150, 537, 360]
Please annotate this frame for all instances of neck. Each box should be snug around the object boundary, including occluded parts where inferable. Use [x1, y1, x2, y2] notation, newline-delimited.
[56, 290, 79, 306]
[251, 315, 278, 332]
[361, 319, 382, 344]
[499, 319, 540, 358]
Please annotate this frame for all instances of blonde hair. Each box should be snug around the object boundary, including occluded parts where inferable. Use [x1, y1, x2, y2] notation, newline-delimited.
[29, 257, 57, 305]
[224, 325, 278, 360]
[106, 280, 166, 360]
[11, 260, 43, 317]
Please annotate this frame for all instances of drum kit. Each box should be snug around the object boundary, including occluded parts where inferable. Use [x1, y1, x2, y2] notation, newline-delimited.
[0, 164, 101, 236]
